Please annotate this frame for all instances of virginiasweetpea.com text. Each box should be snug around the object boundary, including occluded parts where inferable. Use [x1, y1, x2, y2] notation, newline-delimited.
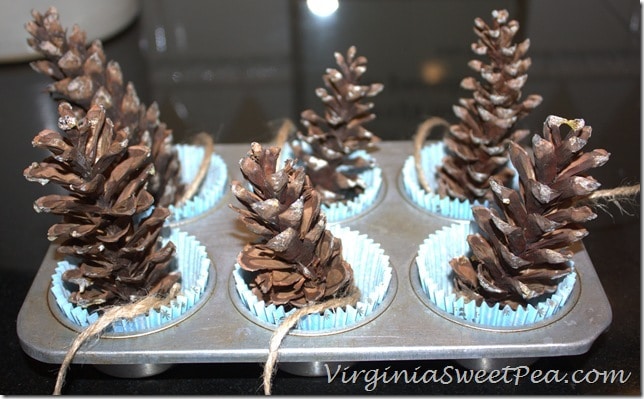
[325, 364, 632, 392]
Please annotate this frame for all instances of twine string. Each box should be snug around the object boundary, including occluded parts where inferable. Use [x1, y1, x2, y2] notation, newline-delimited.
[270, 118, 297, 149]
[262, 287, 361, 395]
[176, 132, 215, 207]
[587, 184, 640, 203]
[412, 117, 450, 193]
[53, 284, 181, 395]
[577, 184, 641, 216]
[268, 118, 298, 168]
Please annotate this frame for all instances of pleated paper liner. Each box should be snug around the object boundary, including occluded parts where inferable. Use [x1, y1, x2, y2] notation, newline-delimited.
[401, 141, 521, 221]
[280, 142, 384, 223]
[230, 224, 396, 335]
[401, 142, 489, 220]
[413, 222, 579, 330]
[49, 227, 214, 337]
[167, 144, 228, 224]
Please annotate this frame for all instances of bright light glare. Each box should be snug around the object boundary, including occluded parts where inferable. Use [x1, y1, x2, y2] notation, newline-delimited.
[307, 0, 339, 17]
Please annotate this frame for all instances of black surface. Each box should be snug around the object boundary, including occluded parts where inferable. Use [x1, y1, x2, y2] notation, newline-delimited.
[1, 1, 640, 395]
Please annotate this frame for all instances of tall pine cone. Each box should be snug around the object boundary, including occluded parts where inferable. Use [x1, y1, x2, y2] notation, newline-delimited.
[26, 7, 183, 207]
[436, 9, 542, 202]
[292, 46, 383, 202]
[230, 143, 354, 309]
[450, 116, 610, 309]
[24, 102, 179, 308]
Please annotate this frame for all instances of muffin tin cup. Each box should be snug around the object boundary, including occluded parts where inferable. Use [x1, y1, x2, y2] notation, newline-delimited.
[322, 166, 384, 223]
[17, 142, 612, 375]
[231, 224, 395, 335]
[93, 363, 174, 378]
[413, 222, 580, 330]
[278, 361, 356, 377]
[49, 227, 215, 337]
[401, 141, 521, 222]
[401, 141, 487, 220]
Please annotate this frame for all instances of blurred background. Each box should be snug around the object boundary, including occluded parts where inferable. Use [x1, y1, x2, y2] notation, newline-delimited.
[0, 0, 640, 394]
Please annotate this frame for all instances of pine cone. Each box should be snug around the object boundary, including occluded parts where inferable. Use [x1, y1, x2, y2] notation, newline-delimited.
[26, 7, 184, 207]
[230, 143, 354, 309]
[24, 102, 179, 308]
[450, 116, 610, 309]
[140, 103, 183, 207]
[436, 9, 542, 202]
[292, 46, 383, 202]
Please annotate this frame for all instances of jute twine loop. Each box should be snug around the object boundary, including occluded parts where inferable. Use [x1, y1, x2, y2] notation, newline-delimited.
[175, 132, 215, 207]
[262, 286, 361, 395]
[53, 283, 181, 395]
[412, 117, 451, 193]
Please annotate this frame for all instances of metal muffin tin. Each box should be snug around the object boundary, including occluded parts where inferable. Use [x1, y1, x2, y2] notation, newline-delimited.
[17, 141, 612, 374]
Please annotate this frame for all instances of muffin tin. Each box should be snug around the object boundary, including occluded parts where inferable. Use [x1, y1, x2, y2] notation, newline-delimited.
[16, 141, 612, 375]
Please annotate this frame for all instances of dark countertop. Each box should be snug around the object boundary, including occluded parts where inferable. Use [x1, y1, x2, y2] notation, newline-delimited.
[1, 0, 640, 395]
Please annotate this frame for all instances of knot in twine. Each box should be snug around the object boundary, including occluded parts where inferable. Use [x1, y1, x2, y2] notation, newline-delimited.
[175, 132, 215, 207]
[412, 117, 451, 193]
[53, 283, 181, 395]
[262, 286, 361, 395]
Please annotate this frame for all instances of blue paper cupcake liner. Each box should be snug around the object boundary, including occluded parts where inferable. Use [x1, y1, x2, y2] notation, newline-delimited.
[167, 144, 228, 224]
[323, 166, 382, 223]
[402, 142, 488, 220]
[233, 224, 393, 332]
[280, 142, 383, 223]
[50, 228, 212, 333]
[415, 222, 577, 328]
